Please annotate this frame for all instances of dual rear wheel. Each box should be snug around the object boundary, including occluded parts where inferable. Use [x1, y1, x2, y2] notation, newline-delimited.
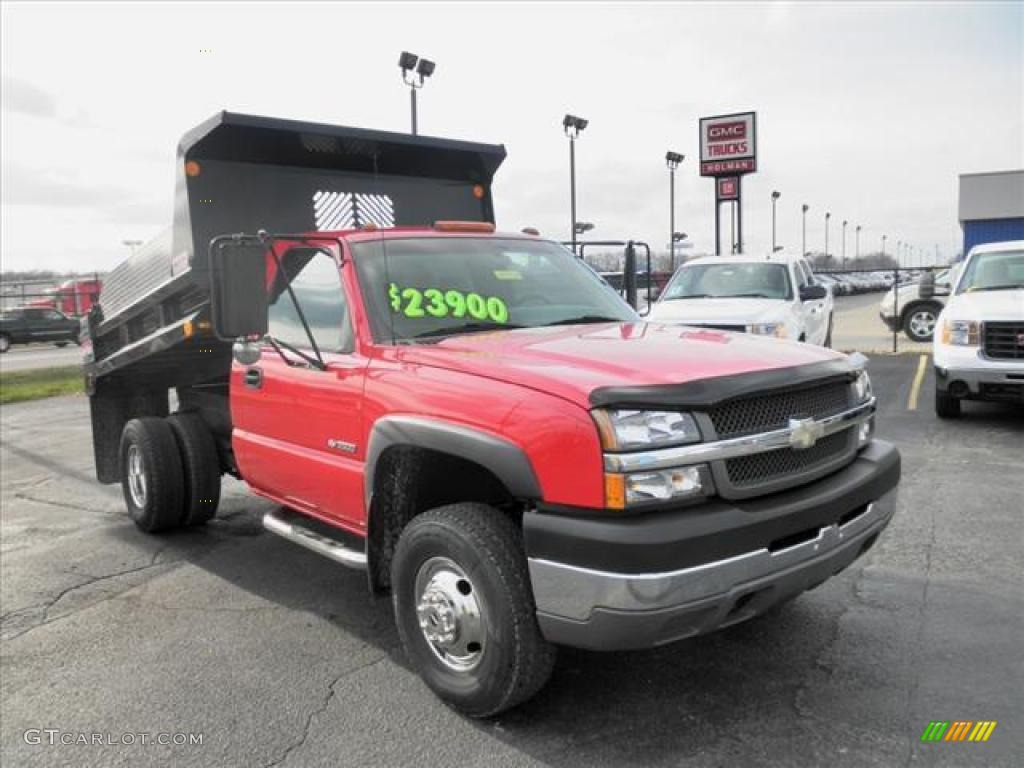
[119, 413, 221, 532]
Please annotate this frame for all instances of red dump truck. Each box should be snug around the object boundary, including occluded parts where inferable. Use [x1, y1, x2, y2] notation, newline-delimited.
[85, 112, 900, 716]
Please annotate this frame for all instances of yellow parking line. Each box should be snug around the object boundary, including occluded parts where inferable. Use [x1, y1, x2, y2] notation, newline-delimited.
[907, 354, 929, 411]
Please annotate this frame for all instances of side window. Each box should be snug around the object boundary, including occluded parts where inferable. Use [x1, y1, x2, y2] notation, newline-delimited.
[43, 310, 63, 320]
[268, 249, 353, 354]
[794, 263, 809, 288]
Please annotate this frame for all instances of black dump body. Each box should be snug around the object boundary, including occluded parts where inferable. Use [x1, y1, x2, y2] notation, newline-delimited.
[86, 111, 505, 482]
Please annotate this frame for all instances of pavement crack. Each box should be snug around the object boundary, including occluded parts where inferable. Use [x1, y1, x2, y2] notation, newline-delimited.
[261, 655, 387, 768]
[13, 491, 110, 515]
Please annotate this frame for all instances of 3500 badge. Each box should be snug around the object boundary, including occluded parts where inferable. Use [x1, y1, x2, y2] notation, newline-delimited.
[388, 283, 509, 324]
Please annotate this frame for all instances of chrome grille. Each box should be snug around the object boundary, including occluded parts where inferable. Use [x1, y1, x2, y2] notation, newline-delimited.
[709, 380, 851, 439]
[983, 322, 1024, 360]
[724, 431, 852, 488]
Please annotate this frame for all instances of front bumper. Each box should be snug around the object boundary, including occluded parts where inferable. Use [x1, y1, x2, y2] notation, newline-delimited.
[933, 346, 1024, 401]
[525, 440, 900, 651]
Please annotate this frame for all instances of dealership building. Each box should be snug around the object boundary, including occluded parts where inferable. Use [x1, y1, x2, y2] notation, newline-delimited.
[958, 169, 1024, 256]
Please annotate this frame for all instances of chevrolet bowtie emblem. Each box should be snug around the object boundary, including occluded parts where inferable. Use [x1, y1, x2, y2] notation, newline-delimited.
[788, 417, 824, 451]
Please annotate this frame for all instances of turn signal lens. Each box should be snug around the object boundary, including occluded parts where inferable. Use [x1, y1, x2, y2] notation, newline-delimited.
[433, 221, 496, 233]
[604, 473, 626, 510]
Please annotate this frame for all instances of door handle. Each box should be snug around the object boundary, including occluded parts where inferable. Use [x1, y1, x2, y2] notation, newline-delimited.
[245, 367, 263, 389]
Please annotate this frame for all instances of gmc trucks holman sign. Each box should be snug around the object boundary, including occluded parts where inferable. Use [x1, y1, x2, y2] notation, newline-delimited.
[700, 111, 757, 176]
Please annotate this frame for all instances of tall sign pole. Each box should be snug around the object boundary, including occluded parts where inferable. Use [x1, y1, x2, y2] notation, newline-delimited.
[700, 111, 757, 255]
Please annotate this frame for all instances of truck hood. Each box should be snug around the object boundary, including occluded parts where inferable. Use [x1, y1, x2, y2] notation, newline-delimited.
[942, 289, 1024, 321]
[646, 297, 786, 326]
[391, 322, 843, 409]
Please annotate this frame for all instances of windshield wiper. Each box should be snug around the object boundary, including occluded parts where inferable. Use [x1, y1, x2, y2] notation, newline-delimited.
[664, 293, 713, 300]
[544, 315, 623, 326]
[413, 322, 527, 340]
[730, 292, 775, 298]
[266, 335, 326, 370]
[969, 284, 1024, 292]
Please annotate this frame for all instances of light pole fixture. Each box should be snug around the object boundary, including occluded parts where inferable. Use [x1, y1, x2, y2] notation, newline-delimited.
[801, 204, 809, 257]
[122, 239, 143, 257]
[563, 114, 588, 253]
[399, 51, 435, 135]
[841, 220, 848, 267]
[882, 234, 887, 257]
[574, 221, 595, 235]
[771, 191, 782, 254]
[825, 212, 832, 259]
[855, 224, 862, 259]
[666, 151, 684, 270]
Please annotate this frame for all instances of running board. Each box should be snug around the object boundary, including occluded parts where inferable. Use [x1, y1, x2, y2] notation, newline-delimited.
[262, 511, 367, 570]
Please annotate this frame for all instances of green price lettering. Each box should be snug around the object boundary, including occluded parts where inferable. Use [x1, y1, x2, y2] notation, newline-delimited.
[388, 283, 509, 325]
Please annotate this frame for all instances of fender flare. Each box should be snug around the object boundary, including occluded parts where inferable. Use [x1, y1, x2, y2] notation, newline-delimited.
[363, 415, 542, 509]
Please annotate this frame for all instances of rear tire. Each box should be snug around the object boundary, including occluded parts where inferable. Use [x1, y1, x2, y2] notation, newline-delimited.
[119, 418, 185, 532]
[392, 503, 556, 718]
[167, 412, 221, 525]
[935, 387, 961, 419]
[0, 334, 10, 353]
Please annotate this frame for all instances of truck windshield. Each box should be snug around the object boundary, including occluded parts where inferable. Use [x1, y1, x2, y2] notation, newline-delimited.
[956, 249, 1024, 294]
[351, 237, 637, 343]
[662, 263, 793, 301]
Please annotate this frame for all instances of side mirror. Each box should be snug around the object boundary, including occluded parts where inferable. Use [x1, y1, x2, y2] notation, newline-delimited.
[799, 284, 827, 301]
[210, 239, 269, 340]
[918, 272, 935, 300]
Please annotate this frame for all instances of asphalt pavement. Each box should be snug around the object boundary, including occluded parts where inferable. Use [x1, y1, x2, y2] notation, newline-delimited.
[0, 344, 83, 373]
[1, 356, 1022, 767]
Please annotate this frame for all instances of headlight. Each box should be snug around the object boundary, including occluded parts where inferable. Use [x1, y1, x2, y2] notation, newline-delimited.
[748, 323, 785, 337]
[592, 409, 701, 451]
[605, 466, 708, 509]
[853, 370, 873, 403]
[940, 319, 979, 347]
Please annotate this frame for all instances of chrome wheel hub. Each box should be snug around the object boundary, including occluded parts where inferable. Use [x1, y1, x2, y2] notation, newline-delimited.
[910, 311, 936, 338]
[127, 444, 147, 508]
[414, 557, 485, 672]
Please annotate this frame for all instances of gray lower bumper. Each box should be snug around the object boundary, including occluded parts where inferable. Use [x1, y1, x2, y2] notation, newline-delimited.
[529, 488, 896, 651]
[934, 365, 1024, 398]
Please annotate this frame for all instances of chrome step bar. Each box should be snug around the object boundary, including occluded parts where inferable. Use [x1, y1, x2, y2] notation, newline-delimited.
[262, 511, 367, 570]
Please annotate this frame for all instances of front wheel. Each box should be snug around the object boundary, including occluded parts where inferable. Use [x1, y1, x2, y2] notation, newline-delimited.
[903, 305, 939, 342]
[392, 503, 555, 718]
[0, 334, 10, 353]
[935, 387, 961, 419]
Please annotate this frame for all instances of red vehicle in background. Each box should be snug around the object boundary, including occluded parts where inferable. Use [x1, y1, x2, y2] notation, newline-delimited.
[27, 277, 102, 316]
[84, 113, 900, 716]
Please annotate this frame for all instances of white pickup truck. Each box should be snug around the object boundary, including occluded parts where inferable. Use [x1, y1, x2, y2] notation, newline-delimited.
[925, 240, 1024, 417]
[647, 254, 834, 346]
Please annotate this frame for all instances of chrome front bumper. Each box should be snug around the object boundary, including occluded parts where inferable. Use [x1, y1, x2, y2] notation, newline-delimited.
[529, 488, 896, 651]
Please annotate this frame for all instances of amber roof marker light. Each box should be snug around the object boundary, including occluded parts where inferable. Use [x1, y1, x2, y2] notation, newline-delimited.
[185, 160, 201, 177]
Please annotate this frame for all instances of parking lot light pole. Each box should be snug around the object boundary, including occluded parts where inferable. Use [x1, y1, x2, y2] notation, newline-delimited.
[563, 114, 588, 254]
[399, 51, 435, 135]
[824, 212, 831, 260]
[882, 234, 887, 257]
[771, 191, 781, 254]
[855, 224, 861, 259]
[801, 204, 809, 256]
[666, 152, 684, 270]
[841, 220, 847, 267]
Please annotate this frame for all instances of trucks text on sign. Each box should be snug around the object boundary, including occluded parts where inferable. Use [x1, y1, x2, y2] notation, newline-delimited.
[700, 112, 757, 177]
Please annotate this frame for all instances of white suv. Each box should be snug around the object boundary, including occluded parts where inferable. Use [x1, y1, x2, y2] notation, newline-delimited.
[928, 240, 1024, 417]
[647, 254, 834, 346]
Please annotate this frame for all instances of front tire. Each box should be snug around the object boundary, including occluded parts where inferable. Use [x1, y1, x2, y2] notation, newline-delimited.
[119, 418, 185, 532]
[903, 304, 939, 342]
[935, 387, 961, 419]
[392, 503, 555, 717]
[0, 334, 10, 353]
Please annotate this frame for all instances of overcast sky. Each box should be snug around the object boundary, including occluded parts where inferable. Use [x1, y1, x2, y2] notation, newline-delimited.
[2, 1, 1021, 273]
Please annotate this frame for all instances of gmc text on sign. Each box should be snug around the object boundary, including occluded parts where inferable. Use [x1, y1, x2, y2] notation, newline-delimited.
[700, 112, 757, 177]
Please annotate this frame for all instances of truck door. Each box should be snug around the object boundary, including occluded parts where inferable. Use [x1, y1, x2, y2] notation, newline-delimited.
[794, 262, 825, 343]
[230, 247, 368, 531]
